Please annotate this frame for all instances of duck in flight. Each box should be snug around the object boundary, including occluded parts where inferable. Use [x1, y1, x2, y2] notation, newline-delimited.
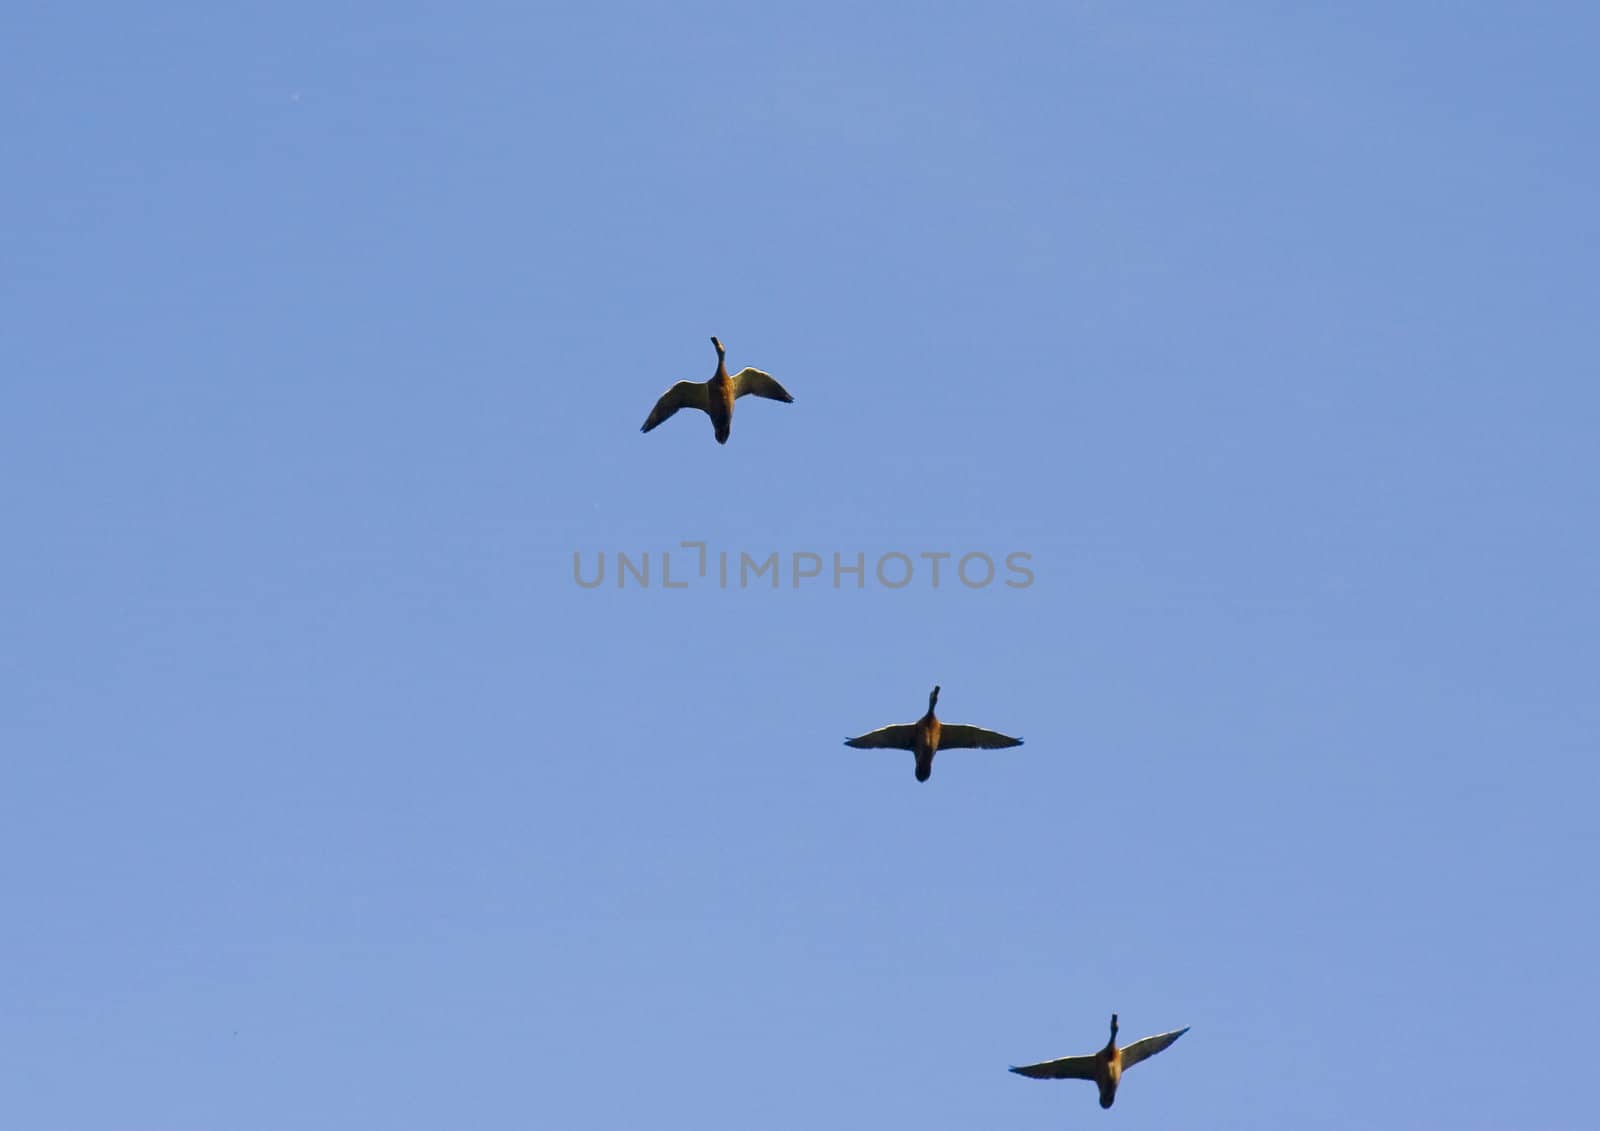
[844, 685, 1021, 782]
[640, 336, 794, 444]
[1010, 1013, 1188, 1110]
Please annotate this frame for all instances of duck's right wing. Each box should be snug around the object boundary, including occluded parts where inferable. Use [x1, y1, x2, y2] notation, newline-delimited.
[731, 367, 794, 403]
[844, 724, 916, 750]
[1009, 1054, 1098, 1080]
[1119, 1027, 1188, 1070]
[641, 381, 710, 433]
[938, 724, 1023, 749]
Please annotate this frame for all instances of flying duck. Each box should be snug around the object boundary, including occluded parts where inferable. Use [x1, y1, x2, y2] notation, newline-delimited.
[1010, 1013, 1189, 1110]
[844, 685, 1021, 782]
[640, 336, 793, 444]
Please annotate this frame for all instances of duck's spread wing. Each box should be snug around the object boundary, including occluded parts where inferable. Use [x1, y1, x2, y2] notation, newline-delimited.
[1009, 1054, 1098, 1081]
[641, 381, 710, 432]
[1119, 1027, 1188, 1070]
[843, 724, 916, 750]
[731, 367, 794, 403]
[937, 724, 1023, 750]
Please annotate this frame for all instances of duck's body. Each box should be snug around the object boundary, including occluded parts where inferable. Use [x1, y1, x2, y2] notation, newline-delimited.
[844, 686, 1021, 782]
[706, 364, 737, 444]
[640, 336, 793, 445]
[1010, 1014, 1188, 1110]
[912, 710, 941, 783]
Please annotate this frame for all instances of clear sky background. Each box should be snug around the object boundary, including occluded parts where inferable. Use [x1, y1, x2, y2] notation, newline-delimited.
[5, 4, 1598, 1128]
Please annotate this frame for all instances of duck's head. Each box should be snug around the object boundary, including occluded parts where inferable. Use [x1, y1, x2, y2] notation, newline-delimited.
[1109, 1014, 1120, 1044]
[928, 685, 941, 710]
[710, 336, 725, 357]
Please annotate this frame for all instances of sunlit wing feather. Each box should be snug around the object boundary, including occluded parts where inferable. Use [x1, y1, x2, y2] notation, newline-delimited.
[1009, 1054, 1099, 1081]
[843, 724, 917, 750]
[641, 381, 710, 432]
[731, 367, 794, 403]
[1119, 1027, 1188, 1071]
[937, 724, 1023, 750]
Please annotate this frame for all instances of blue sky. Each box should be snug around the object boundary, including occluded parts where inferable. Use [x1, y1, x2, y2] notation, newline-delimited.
[4, 3, 1598, 1127]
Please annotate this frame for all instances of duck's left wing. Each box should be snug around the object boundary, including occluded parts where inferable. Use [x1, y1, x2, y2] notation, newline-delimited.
[938, 724, 1022, 750]
[732, 367, 794, 403]
[1009, 1054, 1098, 1080]
[844, 724, 916, 750]
[641, 381, 709, 433]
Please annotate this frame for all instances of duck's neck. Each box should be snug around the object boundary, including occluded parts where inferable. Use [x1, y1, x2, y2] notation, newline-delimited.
[1107, 1015, 1119, 1049]
[927, 687, 940, 713]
